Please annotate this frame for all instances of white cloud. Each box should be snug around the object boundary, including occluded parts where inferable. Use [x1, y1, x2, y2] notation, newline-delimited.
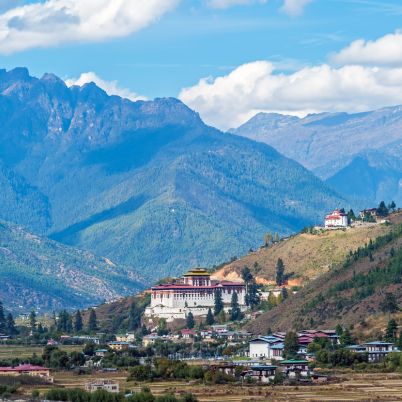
[179, 61, 402, 129]
[0, 0, 179, 54]
[331, 31, 402, 66]
[65, 72, 146, 102]
[281, 0, 312, 16]
[206, 0, 266, 9]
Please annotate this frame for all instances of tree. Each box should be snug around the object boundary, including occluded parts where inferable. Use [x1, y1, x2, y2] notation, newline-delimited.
[74, 310, 83, 333]
[340, 328, 353, 346]
[29, 310, 37, 333]
[128, 302, 141, 331]
[388, 201, 396, 212]
[275, 258, 285, 286]
[283, 331, 299, 359]
[335, 324, 344, 336]
[87, 308, 98, 331]
[57, 310, 72, 333]
[378, 201, 389, 217]
[214, 289, 223, 316]
[385, 319, 398, 342]
[347, 209, 356, 223]
[206, 308, 214, 326]
[264, 233, 272, 247]
[380, 293, 399, 315]
[186, 312, 195, 329]
[246, 281, 260, 308]
[0, 301, 6, 334]
[5, 313, 17, 336]
[230, 292, 242, 321]
[281, 287, 288, 300]
[241, 266, 253, 284]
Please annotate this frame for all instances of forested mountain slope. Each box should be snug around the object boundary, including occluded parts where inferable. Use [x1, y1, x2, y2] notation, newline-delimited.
[246, 212, 402, 334]
[0, 67, 346, 281]
[0, 220, 144, 313]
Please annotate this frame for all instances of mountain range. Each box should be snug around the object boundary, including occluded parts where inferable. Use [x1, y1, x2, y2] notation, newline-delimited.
[0, 67, 346, 302]
[232, 109, 402, 206]
[0, 220, 143, 313]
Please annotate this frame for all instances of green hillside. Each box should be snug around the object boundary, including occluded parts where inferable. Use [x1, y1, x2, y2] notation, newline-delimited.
[0, 220, 144, 313]
[246, 212, 402, 334]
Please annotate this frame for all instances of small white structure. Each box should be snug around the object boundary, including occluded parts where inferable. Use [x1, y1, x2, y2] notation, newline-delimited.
[249, 336, 284, 360]
[145, 268, 246, 322]
[324, 209, 348, 228]
[85, 379, 119, 393]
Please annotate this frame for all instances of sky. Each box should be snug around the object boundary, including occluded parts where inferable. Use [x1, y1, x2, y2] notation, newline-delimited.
[1, 0, 402, 129]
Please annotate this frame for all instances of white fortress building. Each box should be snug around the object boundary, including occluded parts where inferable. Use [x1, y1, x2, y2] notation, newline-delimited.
[144, 268, 246, 322]
[324, 209, 348, 228]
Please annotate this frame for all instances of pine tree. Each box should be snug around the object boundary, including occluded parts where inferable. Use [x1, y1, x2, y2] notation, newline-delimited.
[128, 302, 141, 331]
[0, 301, 6, 334]
[246, 281, 260, 308]
[29, 310, 37, 333]
[5, 313, 17, 335]
[74, 310, 83, 333]
[340, 329, 353, 346]
[230, 291, 242, 321]
[385, 319, 398, 342]
[186, 312, 195, 329]
[378, 201, 389, 217]
[206, 308, 214, 326]
[283, 332, 299, 359]
[335, 324, 343, 336]
[214, 289, 223, 316]
[275, 258, 285, 286]
[88, 309, 98, 332]
[281, 287, 288, 300]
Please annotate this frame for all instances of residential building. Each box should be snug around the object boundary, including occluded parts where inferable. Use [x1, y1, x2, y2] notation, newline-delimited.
[359, 208, 378, 220]
[85, 379, 119, 393]
[241, 365, 277, 383]
[95, 349, 109, 357]
[325, 209, 348, 228]
[361, 341, 396, 362]
[279, 360, 310, 379]
[107, 341, 130, 351]
[144, 268, 246, 322]
[0, 364, 53, 382]
[249, 336, 284, 360]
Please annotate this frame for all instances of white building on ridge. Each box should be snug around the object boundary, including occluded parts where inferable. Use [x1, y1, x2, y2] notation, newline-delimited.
[144, 268, 246, 322]
[324, 209, 348, 228]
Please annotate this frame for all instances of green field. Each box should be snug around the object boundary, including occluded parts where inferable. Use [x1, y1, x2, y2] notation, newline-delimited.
[0, 345, 83, 360]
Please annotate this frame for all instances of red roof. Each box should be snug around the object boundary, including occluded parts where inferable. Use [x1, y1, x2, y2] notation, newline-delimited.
[151, 281, 244, 291]
[0, 364, 49, 372]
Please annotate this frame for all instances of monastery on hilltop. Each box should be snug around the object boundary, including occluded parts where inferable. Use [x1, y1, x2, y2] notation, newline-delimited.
[144, 268, 246, 322]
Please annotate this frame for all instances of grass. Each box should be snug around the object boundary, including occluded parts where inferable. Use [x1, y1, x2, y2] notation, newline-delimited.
[213, 216, 401, 286]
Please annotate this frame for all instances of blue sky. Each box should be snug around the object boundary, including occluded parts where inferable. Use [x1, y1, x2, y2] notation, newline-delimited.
[1, 0, 402, 128]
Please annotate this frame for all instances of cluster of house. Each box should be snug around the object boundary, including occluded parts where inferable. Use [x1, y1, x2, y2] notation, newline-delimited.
[324, 208, 382, 229]
[142, 324, 252, 347]
[0, 364, 53, 382]
[249, 329, 339, 361]
[144, 268, 247, 322]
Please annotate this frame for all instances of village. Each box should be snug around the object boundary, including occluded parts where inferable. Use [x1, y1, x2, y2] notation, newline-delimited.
[0, 203, 401, 401]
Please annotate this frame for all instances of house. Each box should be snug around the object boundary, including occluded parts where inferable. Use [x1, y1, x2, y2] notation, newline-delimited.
[0, 364, 53, 382]
[115, 332, 135, 343]
[85, 379, 119, 393]
[181, 329, 196, 339]
[71, 335, 100, 345]
[47, 338, 58, 346]
[361, 341, 396, 362]
[359, 208, 378, 220]
[95, 349, 109, 357]
[107, 341, 130, 351]
[279, 360, 310, 379]
[325, 209, 348, 228]
[144, 268, 246, 322]
[142, 334, 160, 347]
[241, 365, 277, 384]
[249, 336, 284, 360]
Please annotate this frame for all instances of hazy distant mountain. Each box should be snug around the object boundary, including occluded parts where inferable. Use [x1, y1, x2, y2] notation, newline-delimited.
[0, 67, 346, 283]
[232, 108, 402, 205]
[0, 220, 143, 313]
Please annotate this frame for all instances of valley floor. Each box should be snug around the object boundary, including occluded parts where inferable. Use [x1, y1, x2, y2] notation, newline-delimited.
[20, 370, 402, 401]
